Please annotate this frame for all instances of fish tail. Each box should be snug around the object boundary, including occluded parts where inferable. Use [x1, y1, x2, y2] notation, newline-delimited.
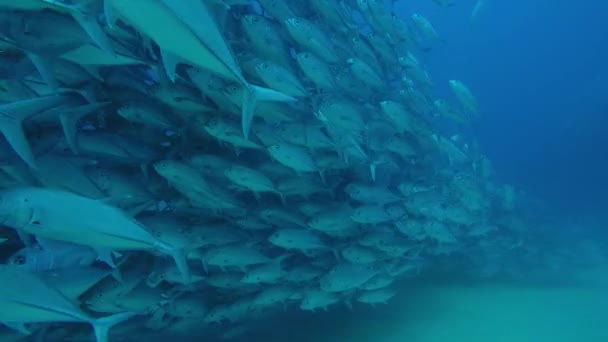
[57, 102, 108, 154]
[242, 85, 297, 139]
[241, 87, 257, 141]
[0, 113, 36, 169]
[91, 312, 136, 342]
[25, 52, 59, 91]
[69, 10, 115, 55]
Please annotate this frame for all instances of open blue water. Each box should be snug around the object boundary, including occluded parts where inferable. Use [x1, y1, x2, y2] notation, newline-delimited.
[398, 0, 608, 214]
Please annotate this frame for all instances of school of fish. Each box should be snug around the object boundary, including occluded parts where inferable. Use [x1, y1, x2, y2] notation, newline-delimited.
[0, 0, 545, 341]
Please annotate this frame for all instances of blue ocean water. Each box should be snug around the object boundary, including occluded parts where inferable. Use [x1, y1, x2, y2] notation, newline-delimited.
[398, 0, 608, 214]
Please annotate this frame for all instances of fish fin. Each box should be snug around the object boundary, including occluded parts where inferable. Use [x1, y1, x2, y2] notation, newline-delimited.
[276, 191, 286, 206]
[124, 200, 155, 217]
[252, 191, 261, 203]
[140, 163, 149, 182]
[57, 103, 105, 154]
[110, 268, 123, 283]
[241, 87, 257, 140]
[0, 94, 73, 167]
[242, 85, 297, 139]
[370, 162, 378, 182]
[103, 0, 117, 28]
[69, 10, 115, 54]
[144, 308, 166, 330]
[80, 64, 104, 81]
[91, 312, 136, 342]
[95, 248, 117, 268]
[25, 52, 59, 91]
[250, 84, 297, 103]
[331, 247, 341, 262]
[35, 237, 70, 250]
[2, 322, 32, 335]
[318, 170, 326, 184]
[344, 300, 353, 311]
[159, 49, 180, 83]
[0, 115, 36, 169]
[17, 231, 36, 247]
[168, 248, 191, 284]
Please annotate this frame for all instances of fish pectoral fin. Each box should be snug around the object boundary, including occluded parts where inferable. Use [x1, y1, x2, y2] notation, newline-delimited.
[159, 49, 182, 83]
[16, 230, 36, 247]
[2, 321, 32, 335]
[241, 85, 297, 140]
[95, 248, 117, 268]
[0, 114, 36, 169]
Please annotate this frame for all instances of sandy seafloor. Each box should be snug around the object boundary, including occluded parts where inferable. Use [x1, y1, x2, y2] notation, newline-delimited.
[244, 266, 608, 342]
[4, 267, 607, 341]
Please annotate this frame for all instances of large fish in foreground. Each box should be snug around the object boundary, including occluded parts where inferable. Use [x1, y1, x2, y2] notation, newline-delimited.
[0, 266, 134, 342]
[107, 0, 296, 139]
[0, 187, 192, 284]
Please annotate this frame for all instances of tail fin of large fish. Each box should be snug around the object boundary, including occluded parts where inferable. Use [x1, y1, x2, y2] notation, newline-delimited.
[91, 312, 136, 342]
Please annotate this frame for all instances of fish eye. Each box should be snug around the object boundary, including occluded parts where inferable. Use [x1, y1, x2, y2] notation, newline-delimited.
[252, 17, 260, 24]
[14, 255, 26, 265]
